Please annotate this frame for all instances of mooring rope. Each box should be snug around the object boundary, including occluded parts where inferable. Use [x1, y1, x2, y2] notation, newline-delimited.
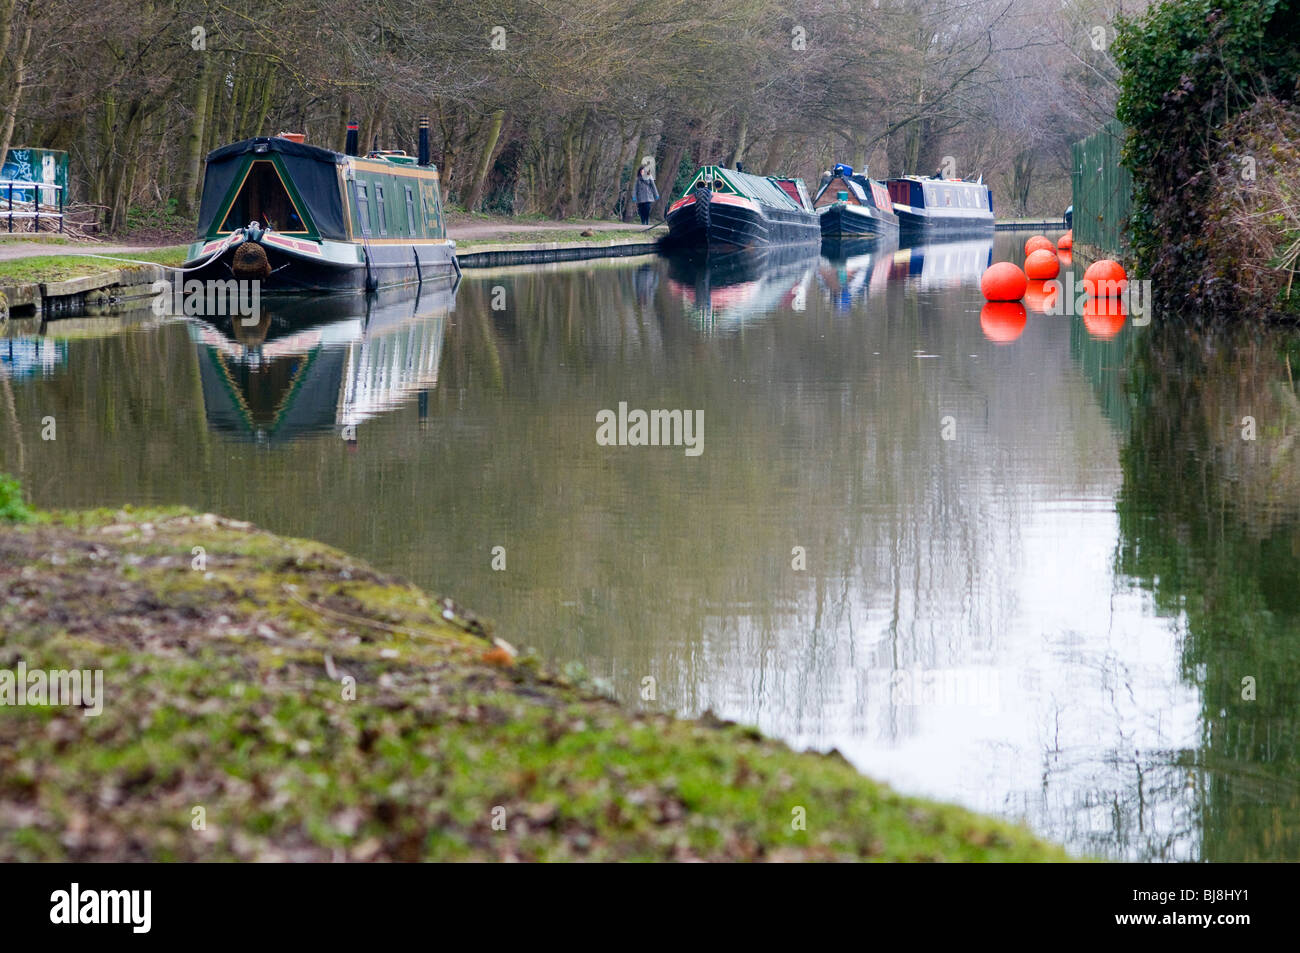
[80, 240, 233, 275]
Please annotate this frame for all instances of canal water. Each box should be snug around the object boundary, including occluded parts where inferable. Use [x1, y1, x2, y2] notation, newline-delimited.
[4, 233, 1299, 861]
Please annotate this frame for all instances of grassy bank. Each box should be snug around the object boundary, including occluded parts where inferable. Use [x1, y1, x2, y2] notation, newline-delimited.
[0, 491, 1069, 862]
[0, 246, 187, 284]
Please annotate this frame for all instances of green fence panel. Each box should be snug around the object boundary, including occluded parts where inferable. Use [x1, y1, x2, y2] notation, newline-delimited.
[1071, 120, 1132, 257]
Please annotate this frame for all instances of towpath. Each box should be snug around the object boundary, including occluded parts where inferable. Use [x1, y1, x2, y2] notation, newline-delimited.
[0, 218, 661, 261]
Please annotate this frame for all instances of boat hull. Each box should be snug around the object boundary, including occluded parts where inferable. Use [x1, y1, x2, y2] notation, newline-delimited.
[184, 235, 458, 294]
[894, 205, 995, 239]
[817, 202, 900, 239]
[663, 193, 820, 251]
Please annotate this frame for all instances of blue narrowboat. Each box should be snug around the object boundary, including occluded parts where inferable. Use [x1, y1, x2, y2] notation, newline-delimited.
[885, 175, 994, 238]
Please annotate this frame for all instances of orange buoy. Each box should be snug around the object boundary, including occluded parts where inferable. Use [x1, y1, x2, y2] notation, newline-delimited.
[1082, 259, 1127, 297]
[1025, 235, 1054, 256]
[1023, 279, 1060, 314]
[1058, 249, 1072, 267]
[980, 261, 1028, 302]
[980, 302, 1028, 343]
[1024, 248, 1060, 280]
[1058, 230, 1073, 250]
[1082, 296, 1126, 339]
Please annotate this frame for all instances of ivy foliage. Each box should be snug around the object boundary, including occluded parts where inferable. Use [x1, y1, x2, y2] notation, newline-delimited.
[1113, 0, 1300, 318]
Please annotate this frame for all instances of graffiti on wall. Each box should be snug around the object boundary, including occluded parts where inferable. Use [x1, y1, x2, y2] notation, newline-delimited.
[1, 148, 70, 205]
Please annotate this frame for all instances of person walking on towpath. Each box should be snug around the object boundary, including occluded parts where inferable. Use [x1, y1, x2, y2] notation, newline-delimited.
[634, 164, 660, 225]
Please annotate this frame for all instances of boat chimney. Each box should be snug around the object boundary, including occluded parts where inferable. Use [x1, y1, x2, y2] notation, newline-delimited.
[345, 121, 359, 156]
[418, 117, 430, 166]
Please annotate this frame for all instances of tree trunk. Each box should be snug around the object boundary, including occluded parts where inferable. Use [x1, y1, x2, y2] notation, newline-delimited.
[0, 24, 33, 170]
[558, 112, 585, 218]
[761, 132, 789, 175]
[106, 102, 145, 232]
[177, 58, 214, 218]
[578, 128, 607, 217]
[726, 114, 749, 169]
[652, 136, 685, 219]
[252, 66, 274, 137]
[336, 98, 351, 153]
[616, 123, 641, 222]
[464, 108, 505, 212]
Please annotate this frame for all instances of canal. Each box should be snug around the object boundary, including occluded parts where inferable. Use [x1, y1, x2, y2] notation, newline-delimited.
[3, 233, 1298, 861]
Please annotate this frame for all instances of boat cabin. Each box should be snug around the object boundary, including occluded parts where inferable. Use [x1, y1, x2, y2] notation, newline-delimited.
[195, 136, 447, 245]
[887, 176, 992, 213]
[675, 165, 811, 212]
[814, 166, 893, 212]
[771, 177, 814, 211]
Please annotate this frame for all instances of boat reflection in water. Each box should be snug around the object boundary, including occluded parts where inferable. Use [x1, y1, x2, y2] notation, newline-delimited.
[1, 336, 68, 380]
[817, 236, 900, 312]
[188, 276, 458, 443]
[664, 244, 822, 331]
[890, 237, 993, 290]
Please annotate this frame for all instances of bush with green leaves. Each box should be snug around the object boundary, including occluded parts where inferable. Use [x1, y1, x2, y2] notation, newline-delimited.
[0, 474, 36, 524]
[1114, 0, 1300, 319]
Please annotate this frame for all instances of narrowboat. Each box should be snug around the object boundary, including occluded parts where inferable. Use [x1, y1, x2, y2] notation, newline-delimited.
[182, 121, 457, 293]
[662, 165, 821, 251]
[885, 175, 994, 238]
[813, 164, 899, 239]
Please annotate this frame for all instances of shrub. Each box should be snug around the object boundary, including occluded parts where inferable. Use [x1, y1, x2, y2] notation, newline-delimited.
[1113, 0, 1300, 320]
[0, 473, 36, 524]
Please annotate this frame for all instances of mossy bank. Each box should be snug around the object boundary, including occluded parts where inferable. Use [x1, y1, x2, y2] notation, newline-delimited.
[0, 500, 1069, 862]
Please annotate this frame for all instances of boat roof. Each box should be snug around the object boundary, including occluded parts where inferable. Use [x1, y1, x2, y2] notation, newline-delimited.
[891, 175, 987, 187]
[206, 136, 344, 166]
[815, 173, 871, 204]
[689, 166, 805, 210]
[206, 137, 431, 170]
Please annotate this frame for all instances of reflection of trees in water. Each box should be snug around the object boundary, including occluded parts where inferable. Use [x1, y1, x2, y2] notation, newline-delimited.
[1118, 325, 1300, 861]
[442, 267, 1028, 730]
[439, 265, 1156, 799]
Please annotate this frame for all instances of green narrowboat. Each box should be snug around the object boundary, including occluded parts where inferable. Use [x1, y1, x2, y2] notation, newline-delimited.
[183, 122, 457, 293]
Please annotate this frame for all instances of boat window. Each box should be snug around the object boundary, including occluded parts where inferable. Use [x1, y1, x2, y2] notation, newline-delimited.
[219, 160, 307, 233]
[405, 187, 416, 236]
[422, 182, 442, 235]
[943, 187, 954, 207]
[355, 182, 372, 237]
[375, 184, 388, 235]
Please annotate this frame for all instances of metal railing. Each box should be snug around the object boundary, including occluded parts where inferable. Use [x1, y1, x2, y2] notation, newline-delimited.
[2, 180, 65, 233]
